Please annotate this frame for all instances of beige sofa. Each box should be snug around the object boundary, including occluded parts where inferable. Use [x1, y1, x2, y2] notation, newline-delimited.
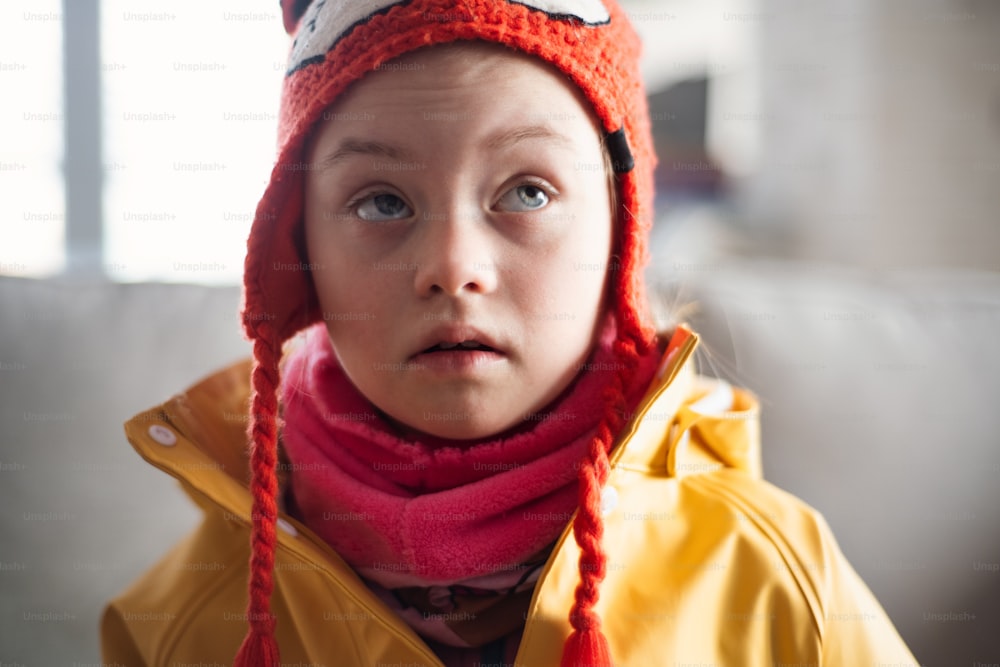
[1, 263, 997, 665]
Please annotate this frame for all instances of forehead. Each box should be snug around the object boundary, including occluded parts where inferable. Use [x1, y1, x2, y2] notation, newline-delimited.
[289, 0, 611, 72]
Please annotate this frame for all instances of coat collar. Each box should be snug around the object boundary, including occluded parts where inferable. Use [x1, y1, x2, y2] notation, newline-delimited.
[124, 325, 761, 529]
[611, 325, 762, 479]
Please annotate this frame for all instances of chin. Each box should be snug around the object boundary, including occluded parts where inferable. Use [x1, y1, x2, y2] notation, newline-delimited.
[394, 409, 521, 443]
[422, 421, 505, 443]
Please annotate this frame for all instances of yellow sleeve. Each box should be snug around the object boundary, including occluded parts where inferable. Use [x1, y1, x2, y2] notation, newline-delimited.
[703, 470, 919, 665]
[814, 515, 919, 666]
[100, 602, 150, 667]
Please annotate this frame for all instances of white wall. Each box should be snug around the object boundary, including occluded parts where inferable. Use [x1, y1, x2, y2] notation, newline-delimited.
[731, 0, 1000, 270]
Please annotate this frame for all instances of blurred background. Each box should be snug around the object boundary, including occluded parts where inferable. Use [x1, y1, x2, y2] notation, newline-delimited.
[1, 0, 998, 664]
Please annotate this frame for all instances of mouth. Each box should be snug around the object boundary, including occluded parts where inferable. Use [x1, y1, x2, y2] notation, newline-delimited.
[422, 340, 497, 354]
[410, 328, 506, 374]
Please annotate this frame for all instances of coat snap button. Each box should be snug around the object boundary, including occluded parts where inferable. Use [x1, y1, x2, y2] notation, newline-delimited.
[277, 517, 298, 537]
[148, 424, 177, 446]
[600, 485, 619, 516]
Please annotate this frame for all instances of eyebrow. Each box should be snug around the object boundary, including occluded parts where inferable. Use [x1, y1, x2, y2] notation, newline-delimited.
[484, 124, 574, 152]
[314, 138, 415, 171]
[314, 124, 574, 171]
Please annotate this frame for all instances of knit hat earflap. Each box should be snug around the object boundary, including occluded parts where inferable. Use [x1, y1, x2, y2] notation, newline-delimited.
[237, 1, 658, 665]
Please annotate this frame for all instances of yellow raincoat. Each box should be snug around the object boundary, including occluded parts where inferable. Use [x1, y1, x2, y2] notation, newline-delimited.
[102, 329, 917, 666]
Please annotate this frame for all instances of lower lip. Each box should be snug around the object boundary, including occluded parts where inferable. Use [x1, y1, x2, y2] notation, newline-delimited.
[410, 349, 505, 374]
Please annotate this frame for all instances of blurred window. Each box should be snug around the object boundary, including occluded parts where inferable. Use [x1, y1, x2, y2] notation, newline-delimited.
[0, 2, 66, 277]
[101, 0, 286, 284]
[0, 0, 287, 285]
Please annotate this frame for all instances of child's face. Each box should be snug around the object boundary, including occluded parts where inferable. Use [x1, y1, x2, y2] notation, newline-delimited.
[303, 42, 614, 440]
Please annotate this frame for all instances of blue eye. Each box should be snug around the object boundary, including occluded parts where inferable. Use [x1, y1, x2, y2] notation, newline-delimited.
[356, 193, 412, 221]
[496, 184, 551, 212]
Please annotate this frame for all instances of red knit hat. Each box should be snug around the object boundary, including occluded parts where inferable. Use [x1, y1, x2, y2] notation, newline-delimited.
[238, 1, 658, 665]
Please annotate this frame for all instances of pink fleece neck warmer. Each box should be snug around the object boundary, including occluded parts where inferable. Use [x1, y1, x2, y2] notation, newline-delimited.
[280, 318, 659, 645]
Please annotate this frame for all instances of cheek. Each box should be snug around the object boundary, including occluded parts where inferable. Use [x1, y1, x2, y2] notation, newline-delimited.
[515, 231, 611, 325]
[306, 213, 378, 311]
[313, 265, 397, 324]
[565, 207, 614, 284]
[308, 252, 378, 340]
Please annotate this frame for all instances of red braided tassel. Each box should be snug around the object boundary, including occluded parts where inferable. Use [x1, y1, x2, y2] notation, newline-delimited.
[561, 416, 615, 666]
[560, 319, 645, 667]
[234, 627, 281, 667]
[234, 330, 282, 667]
[561, 624, 614, 667]
[561, 435, 616, 667]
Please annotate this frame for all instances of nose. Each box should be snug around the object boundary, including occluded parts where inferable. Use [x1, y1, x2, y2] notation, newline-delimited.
[412, 207, 499, 298]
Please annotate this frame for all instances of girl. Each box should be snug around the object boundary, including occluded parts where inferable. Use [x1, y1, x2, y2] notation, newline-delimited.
[103, 1, 918, 665]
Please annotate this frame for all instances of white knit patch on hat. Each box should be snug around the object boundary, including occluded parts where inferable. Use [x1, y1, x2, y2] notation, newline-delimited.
[288, 0, 611, 73]
[510, 0, 609, 24]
